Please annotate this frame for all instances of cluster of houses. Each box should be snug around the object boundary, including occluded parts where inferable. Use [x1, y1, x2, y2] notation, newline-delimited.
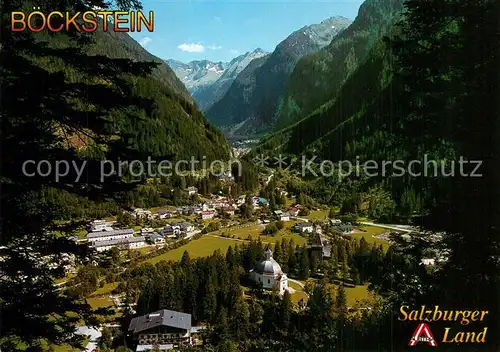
[272, 204, 306, 222]
[159, 221, 197, 239]
[154, 195, 267, 222]
[86, 218, 202, 253]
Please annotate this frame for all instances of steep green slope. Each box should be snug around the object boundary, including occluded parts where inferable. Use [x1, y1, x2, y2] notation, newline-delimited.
[275, 0, 402, 129]
[254, 38, 397, 160]
[32, 22, 229, 162]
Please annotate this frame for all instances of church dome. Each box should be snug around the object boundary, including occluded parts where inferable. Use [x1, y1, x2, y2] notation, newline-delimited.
[253, 249, 283, 276]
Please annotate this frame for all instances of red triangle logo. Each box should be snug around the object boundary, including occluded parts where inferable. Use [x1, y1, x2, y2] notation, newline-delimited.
[408, 323, 438, 347]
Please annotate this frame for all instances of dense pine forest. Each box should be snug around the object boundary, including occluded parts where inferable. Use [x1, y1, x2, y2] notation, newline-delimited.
[1, 0, 499, 351]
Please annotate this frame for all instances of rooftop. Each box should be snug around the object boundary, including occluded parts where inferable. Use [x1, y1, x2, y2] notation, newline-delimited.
[93, 236, 145, 247]
[87, 229, 134, 240]
[253, 249, 284, 277]
[128, 309, 192, 334]
[136, 345, 174, 351]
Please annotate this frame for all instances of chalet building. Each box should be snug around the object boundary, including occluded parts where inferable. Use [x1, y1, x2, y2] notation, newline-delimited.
[221, 206, 236, 216]
[133, 208, 152, 219]
[294, 222, 314, 233]
[128, 310, 205, 350]
[171, 221, 195, 233]
[90, 220, 115, 232]
[278, 212, 291, 222]
[274, 210, 291, 221]
[288, 207, 300, 217]
[200, 210, 216, 220]
[156, 210, 176, 219]
[308, 234, 332, 260]
[146, 233, 165, 245]
[160, 225, 180, 238]
[331, 222, 353, 234]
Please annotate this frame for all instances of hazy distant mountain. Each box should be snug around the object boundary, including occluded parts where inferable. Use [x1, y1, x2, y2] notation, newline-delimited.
[166, 48, 268, 110]
[205, 16, 352, 137]
[166, 59, 226, 93]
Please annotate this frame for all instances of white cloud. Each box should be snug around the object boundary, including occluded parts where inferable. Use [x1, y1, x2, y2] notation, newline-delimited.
[177, 43, 205, 53]
[139, 37, 152, 47]
[229, 49, 239, 55]
[207, 45, 222, 51]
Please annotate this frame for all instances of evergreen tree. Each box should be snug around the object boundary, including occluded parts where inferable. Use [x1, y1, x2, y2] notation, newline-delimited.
[298, 246, 310, 279]
[279, 290, 293, 329]
[335, 284, 348, 320]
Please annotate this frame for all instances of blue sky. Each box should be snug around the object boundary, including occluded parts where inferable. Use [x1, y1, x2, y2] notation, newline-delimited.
[128, 0, 364, 63]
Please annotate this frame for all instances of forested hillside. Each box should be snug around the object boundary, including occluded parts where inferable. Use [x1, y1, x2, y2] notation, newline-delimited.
[31, 18, 230, 162]
[274, 0, 402, 129]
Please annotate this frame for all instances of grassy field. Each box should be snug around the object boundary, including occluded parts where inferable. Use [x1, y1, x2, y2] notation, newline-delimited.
[147, 236, 242, 264]
[329, 284, 374, 307]
[290, 291, 308, 305]
[149, 205, 177, 212]
[290, 282, 374, 308]
[54, 272, 76, 285]
[288, 281, 303, 291]
[51, 341, 88, 352]
[347, 226, 392, 250]
[132, 246, 158, 255]
[222, 222, 308, 246]
[91, 282, 118, 297]
[305, 209, 329, 221]
[86, 296, 114, 309]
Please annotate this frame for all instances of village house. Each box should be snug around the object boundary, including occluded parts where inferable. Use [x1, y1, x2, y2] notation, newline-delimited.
[177, 206, 195, 216]
[294, 222, 314, 233]
[128, 309, 205, 350]
[141, 227, 155, 234]
[288, 206, 301, 217]
[160, 224, 181, 238]
[171, 221, 195, 233]
[133, 208, 152, 219]
[146, 232, 165, 245]
[185, 186, 198, 196]
[156, 209, 176, 219]
[308, 234, 332, 260]
[200, 210, 216, 220]
[280, 213, 291, 221]
[330, 218, 342, 225]
[274, 210, 290, 222]
[331, 222, 353, 234]
[221, 206, 236, 216]
[89, 220, 115, 232]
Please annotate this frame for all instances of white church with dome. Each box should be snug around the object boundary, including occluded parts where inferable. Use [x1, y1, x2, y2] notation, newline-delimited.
[250, 248, 288, 295]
